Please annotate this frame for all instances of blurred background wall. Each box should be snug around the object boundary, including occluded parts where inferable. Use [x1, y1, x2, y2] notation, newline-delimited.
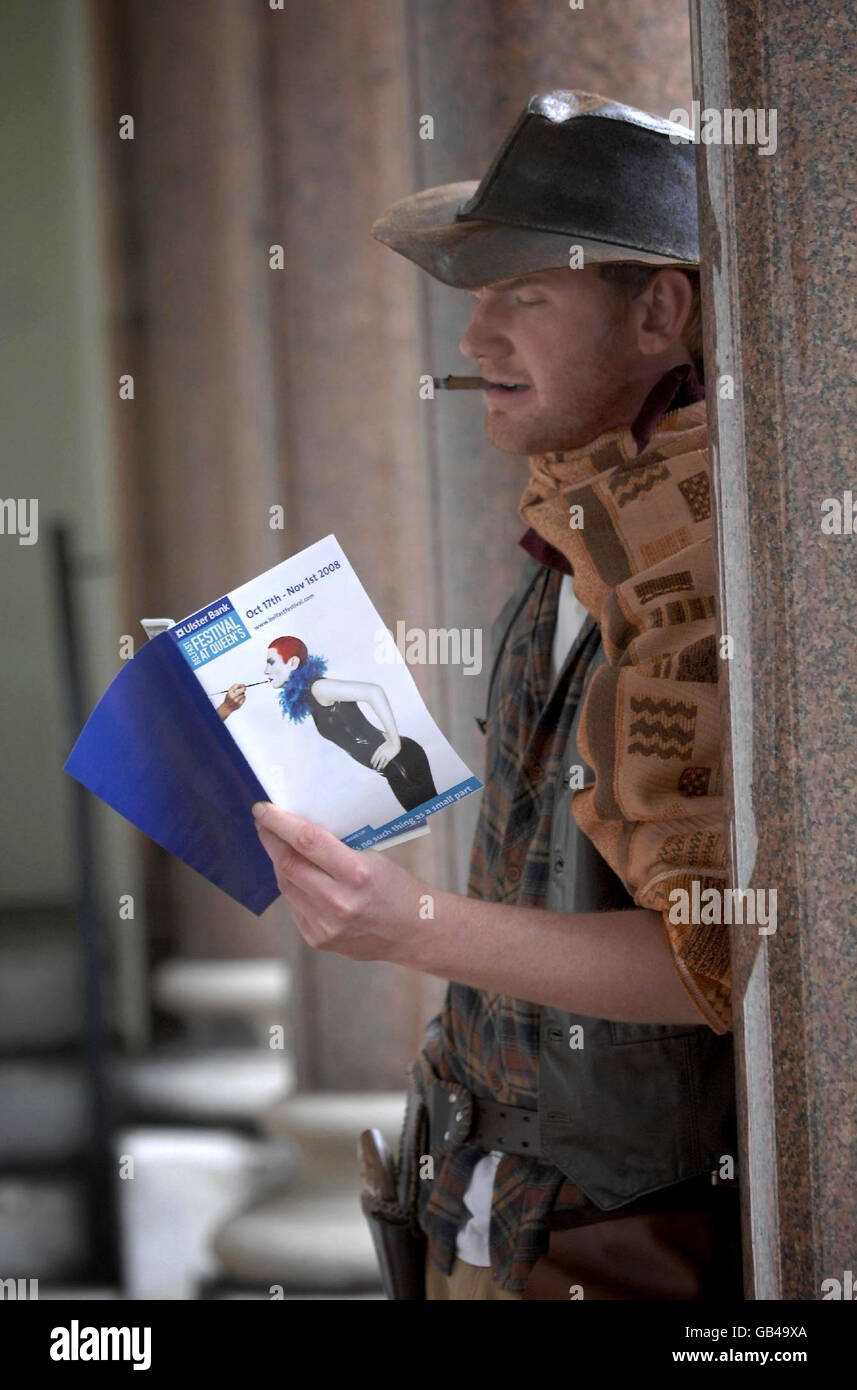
[88, 0, 695, 1089]
[1, 0, 694, 1295]
[0, 0, 143, 1001]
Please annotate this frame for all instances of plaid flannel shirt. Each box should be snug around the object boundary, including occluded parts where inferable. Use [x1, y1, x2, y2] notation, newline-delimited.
[413, 564, 606, 1292]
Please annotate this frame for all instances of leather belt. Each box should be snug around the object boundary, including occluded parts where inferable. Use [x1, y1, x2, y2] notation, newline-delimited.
[416, 1078, 738, 1189]
[424, 1079, 541, 1159]
[421, 1079, 737, 1187]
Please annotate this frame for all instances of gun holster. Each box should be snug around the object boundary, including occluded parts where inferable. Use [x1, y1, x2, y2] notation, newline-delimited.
[360, 1074, 428, 1300]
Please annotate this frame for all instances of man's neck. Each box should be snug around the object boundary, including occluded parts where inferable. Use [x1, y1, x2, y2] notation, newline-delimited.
[631, 360, 704, 453]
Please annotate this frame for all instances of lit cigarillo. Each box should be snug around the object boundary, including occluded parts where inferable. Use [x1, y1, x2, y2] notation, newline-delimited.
[432, 374, 492, 390]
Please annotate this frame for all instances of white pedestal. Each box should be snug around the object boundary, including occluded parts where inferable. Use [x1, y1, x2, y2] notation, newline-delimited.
[115, 1127, 297, 1300]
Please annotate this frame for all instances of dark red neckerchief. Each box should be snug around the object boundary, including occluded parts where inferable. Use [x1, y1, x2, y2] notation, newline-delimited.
[518, 362, 705, 575]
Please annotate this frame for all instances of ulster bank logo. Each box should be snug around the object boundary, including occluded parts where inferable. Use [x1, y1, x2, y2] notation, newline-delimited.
[171, 598, 251, 670]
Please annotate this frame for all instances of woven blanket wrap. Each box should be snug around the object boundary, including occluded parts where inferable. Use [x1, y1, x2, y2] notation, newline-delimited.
[517, 398, 731, 1034]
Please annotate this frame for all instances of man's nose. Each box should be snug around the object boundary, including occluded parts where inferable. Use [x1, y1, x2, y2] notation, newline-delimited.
[459, 299, 506, 362]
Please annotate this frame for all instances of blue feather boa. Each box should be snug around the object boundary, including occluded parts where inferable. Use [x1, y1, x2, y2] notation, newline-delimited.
[276, 653, 328, 723]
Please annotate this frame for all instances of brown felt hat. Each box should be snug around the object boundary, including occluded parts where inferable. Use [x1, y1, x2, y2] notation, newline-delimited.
[371, 90, 699, 288]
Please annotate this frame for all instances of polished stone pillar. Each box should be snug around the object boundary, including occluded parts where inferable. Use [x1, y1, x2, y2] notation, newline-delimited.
[690, 0, 857, 1299]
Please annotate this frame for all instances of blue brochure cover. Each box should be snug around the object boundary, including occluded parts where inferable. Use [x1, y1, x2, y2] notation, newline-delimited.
[64, 629, 281, 914]
[64, 534, 483, 915]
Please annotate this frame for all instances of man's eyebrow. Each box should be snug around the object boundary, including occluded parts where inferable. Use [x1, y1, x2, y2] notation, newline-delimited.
[472, 273, 554, 294]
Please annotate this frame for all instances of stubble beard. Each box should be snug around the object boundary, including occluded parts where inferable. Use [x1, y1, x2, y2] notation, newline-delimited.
[485, 380, 632, 456]
[485, 326, 633, 457]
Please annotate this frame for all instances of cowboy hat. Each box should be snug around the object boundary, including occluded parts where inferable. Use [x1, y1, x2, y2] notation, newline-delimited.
[371, 90, 699, 288]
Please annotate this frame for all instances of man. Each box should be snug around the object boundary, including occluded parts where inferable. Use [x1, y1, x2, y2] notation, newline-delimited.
[252, 91, 739, 1301]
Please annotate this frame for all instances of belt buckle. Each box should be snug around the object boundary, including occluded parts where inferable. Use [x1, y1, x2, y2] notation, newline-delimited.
[426, 1080, 475, 1157]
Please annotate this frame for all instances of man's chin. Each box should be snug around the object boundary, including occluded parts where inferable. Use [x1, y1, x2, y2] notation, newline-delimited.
[484, 416, 555, 457]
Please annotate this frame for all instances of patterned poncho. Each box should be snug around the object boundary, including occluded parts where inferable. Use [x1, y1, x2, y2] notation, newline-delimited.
[517, 398, 731, 1033]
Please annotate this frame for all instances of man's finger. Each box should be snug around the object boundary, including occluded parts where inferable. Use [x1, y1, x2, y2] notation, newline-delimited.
[251, 802, 366, 885]
[276, 874, 328, 947]
[255, 819, 340, 899]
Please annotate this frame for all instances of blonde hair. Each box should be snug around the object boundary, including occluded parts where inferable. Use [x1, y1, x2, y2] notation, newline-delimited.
[597, 263, 703, 383]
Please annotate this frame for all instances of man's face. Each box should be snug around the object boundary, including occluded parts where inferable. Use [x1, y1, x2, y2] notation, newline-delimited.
[459, 264, 642, 455]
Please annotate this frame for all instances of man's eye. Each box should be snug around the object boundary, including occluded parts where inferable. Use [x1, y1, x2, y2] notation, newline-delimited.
[514, 295, 546, 306]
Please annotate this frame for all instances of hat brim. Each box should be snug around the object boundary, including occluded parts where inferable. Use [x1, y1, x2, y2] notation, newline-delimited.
[371, 181, 698, 288]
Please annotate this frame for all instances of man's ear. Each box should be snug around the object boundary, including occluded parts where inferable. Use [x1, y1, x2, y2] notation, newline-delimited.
[633, 269, 694, 360]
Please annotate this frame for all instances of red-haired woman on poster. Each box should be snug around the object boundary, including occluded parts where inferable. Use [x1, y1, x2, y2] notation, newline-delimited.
[217, 635, 437, 813]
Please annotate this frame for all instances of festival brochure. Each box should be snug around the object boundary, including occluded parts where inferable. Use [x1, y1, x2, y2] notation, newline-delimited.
[64, 534, 483, 915]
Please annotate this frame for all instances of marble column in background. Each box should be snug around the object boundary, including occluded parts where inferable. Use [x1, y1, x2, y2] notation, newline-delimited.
[690, 0, 857, 1299]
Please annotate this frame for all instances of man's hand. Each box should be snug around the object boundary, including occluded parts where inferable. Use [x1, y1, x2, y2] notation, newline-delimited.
[251, 802, 426, 962]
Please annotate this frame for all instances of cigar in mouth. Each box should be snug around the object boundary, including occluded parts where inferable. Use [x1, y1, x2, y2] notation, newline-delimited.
[432, 374, 530, 393]
[432, 374, 492, 390]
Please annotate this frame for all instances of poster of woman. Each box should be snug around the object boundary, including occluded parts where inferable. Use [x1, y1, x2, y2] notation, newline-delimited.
[173, 534, 480, 847]
[216, 634, 439, 813]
